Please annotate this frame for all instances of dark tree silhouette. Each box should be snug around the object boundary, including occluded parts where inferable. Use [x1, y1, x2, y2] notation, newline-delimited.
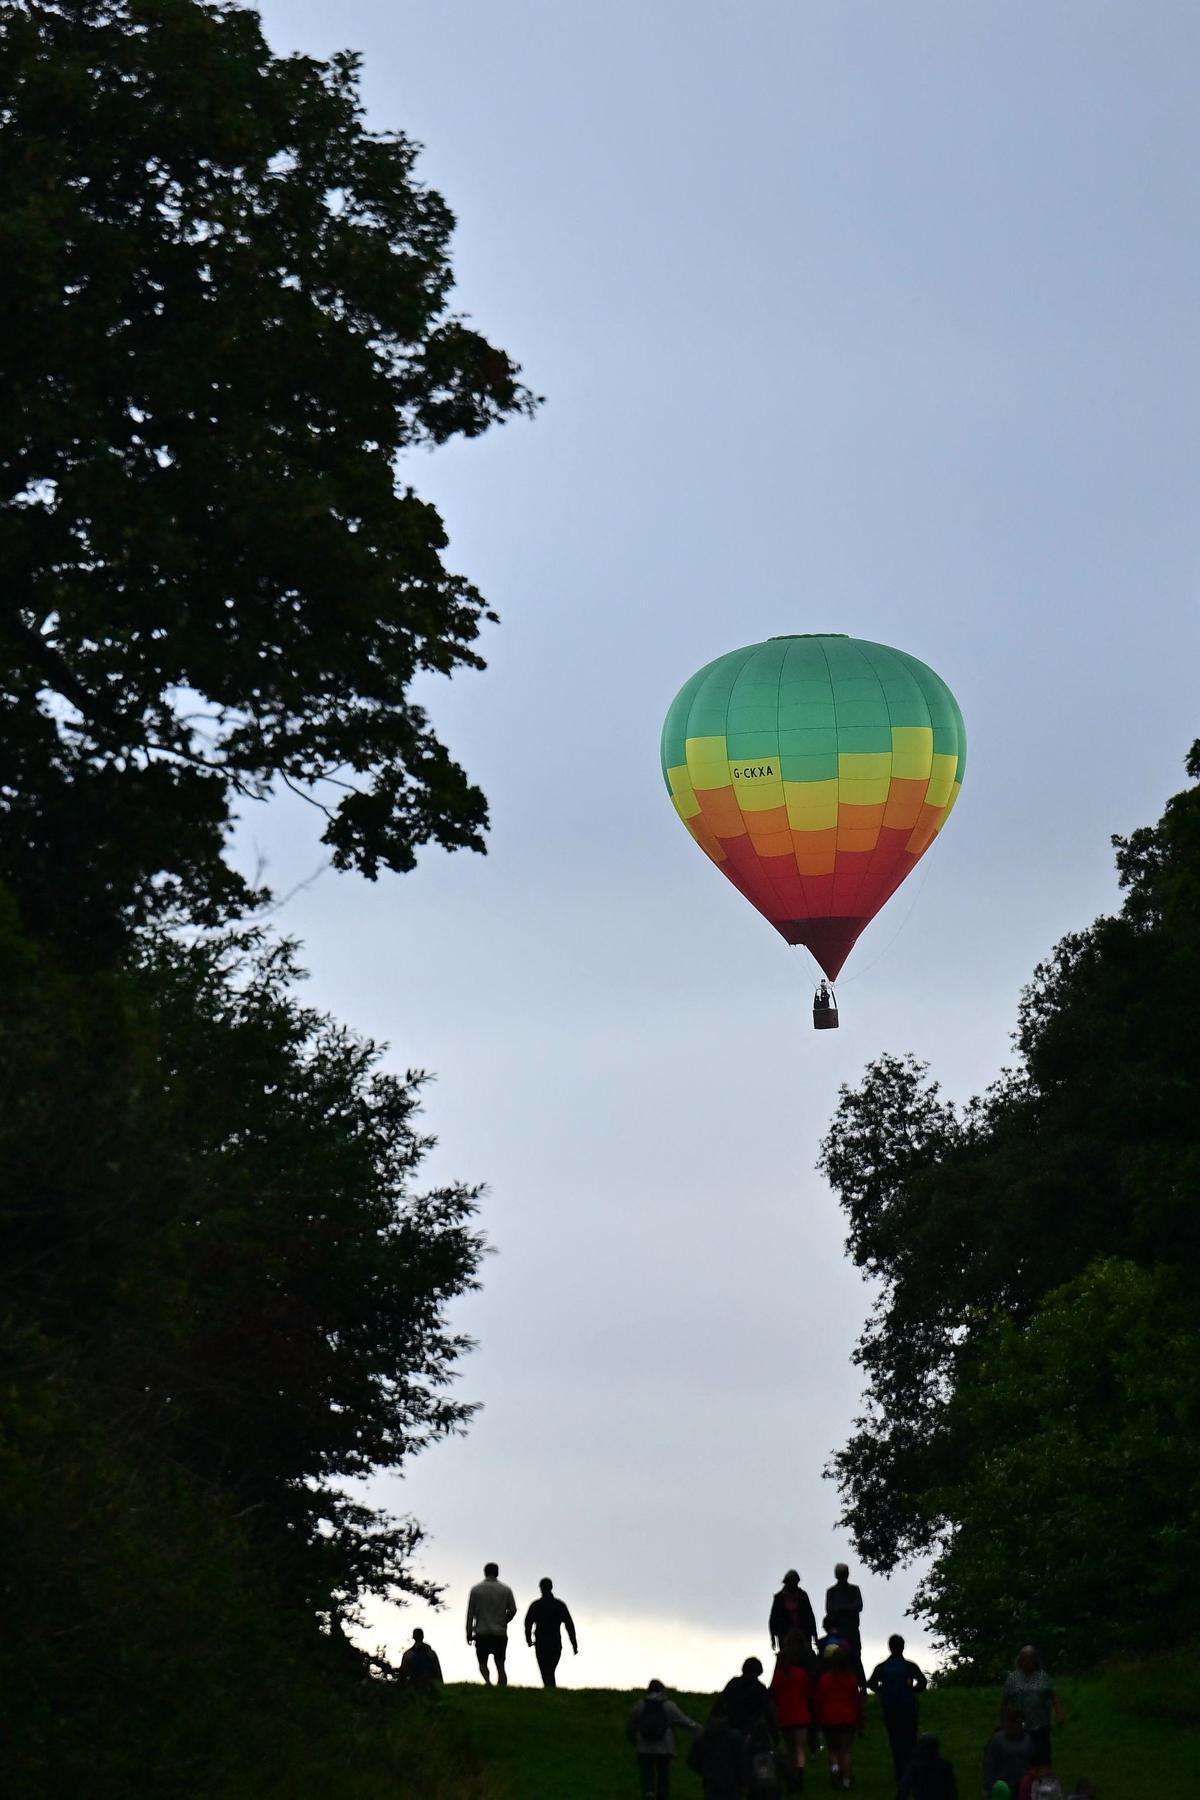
[0, 0, 536, 956]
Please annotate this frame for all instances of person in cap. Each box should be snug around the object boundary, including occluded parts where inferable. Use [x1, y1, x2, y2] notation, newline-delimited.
[523, 1575, 578, 1688]
[769, 1569, 818, 1653]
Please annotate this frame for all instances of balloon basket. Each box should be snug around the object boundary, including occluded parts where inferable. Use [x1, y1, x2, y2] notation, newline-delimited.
[813, 983, 839, 1030]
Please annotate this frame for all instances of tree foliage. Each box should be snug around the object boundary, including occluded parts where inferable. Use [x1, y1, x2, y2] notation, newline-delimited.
[0, 4, 526, 1779]
[911, 1259, 1200, 1672]
[0, 902, 486, 1782]
[819, 744, 1200, 1664]
[0, 0, 536, 957]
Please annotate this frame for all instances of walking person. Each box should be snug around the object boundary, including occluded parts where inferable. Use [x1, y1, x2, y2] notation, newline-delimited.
[627, 1679, 700, 1800]
[983, 1709, 1035, 1797]
[824, 1563, 865, 1686]
[769, 1569, 819, 1653]
[770, 1629, 815, 1783]
[898, 1732, 958, 1799]
[397, 1627, 443, 1691]
[523, 1575, 578, 1688]
[687, 1710, 745, 1800]
[814, 1646, 864, 1791]
[465, 1560, 517, 1687]
[718, 1656, 779, 1737]
[866, 1632, 927, 1782]
[1001, 1647, 1065, 1765]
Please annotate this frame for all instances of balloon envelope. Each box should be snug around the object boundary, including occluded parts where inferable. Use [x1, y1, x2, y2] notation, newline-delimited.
[660, 634, 966, 979]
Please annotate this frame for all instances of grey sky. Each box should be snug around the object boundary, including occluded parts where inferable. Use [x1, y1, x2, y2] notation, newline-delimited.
[250, 0, 1199, 1686]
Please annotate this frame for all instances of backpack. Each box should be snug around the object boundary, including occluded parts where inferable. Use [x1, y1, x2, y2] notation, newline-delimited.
[639, 1695, 669, 1743]
[747, 1747, 781, 1795]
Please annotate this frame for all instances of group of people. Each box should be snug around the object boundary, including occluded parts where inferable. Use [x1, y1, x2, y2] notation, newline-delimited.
[628, 1569, 1097, 1800]
[397, 1558, 1098, 1800]
[398, 1561, 578, 1693]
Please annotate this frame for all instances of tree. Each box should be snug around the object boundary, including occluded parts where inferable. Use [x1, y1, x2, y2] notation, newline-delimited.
[0, 0, 536, 957]
[0, 900, 490, 1780]
[0, 908, 484, 1624]
[819, 743, 1200, 1659]
[913, 1259, 1200, 1672]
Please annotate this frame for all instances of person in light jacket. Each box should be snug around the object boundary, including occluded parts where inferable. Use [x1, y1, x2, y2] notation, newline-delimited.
[465, 1560, 517, 1687]
[627, 1679, 700, 1800]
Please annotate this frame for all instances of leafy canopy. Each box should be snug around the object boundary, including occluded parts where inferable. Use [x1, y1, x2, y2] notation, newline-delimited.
[0, 0, 536, 954]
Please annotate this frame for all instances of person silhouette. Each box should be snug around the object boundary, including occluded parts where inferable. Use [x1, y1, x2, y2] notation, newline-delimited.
[465, 1560, 517, 1687]
[768, 1569, 818, 1653]
[523, 1576, 578, 1687]
[397, 1626, 443, 1690]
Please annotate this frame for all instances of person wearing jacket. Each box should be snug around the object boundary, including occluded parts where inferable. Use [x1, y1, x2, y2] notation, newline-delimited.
[465, 1561, 517, 1687]
[523, 1576, 578, 1688]
[770, 1629, 815, 1779]
[687, 1710, 745, 1800]
[769, 1569, 818, 1653]
[866, 1632, 927, 1782]
[627, 1680, 700, 1800]
[397, 1627, 442, 1691]
[814, 1647, 864, 1791]
[899, 1733, 959, 1799]
[718, 1657, 779, 1737]
[825, 1563, 865, 1687]
[983, 1710, 1035, 1797]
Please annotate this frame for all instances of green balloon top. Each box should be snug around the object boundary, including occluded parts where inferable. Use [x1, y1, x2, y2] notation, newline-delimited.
[661, 634, 966, 788]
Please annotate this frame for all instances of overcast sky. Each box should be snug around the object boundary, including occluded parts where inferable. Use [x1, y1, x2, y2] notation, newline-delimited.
[249, 0, 1200, 1689]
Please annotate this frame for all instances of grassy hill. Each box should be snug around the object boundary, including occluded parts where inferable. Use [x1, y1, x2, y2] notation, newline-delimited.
[416, 1660, 1200, 1799]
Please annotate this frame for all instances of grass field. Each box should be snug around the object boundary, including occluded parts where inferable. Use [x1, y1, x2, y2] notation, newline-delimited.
[424, 1662, 1200, 1799]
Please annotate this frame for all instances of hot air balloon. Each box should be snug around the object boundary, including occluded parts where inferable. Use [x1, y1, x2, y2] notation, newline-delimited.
[660, 635, 965, 1021]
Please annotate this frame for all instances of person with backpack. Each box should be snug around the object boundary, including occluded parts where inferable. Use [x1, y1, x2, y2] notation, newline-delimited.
[1016, 1764, 1064, 1800]
[866, 1632, 927, 1781]
[687, 1710, 745, 1800]
[743, 1722, 791, 1798]
[898, 1732, 958, 1799]
[982, 1709, 1035, 1797]
[769, 1570, 819, 1654]
[1001, 1647, 1065, 1765]
[814, 1646, 864, 1791]
[627, 1679, 701, 1800]
[397, 1627, 443, 1692]
[770, 1629, 815, 1782]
